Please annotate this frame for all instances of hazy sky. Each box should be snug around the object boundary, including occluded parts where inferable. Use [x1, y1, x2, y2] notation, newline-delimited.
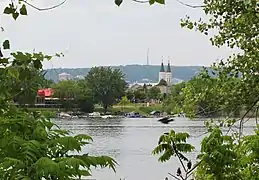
[0, 0, 234, 69]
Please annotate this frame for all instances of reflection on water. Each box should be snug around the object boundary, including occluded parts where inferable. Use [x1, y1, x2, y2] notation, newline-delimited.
[53, 117, 256, 180]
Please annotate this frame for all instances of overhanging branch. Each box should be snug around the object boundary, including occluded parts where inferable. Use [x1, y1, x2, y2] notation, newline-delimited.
[132, 0, 204, 8]
[239, 97, 259, 137]
[19, 0, 203, 11]
[132, 0, 149, 3]
[20, 0, 67, 11]
[175, 0, 205, 8]
[256, 106, 258, 125]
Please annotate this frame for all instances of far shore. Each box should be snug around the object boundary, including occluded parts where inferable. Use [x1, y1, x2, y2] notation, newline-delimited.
[22, 103, 258, 120]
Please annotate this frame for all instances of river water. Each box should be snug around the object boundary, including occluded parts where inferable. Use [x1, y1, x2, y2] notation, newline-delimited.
[53, 117, 256, 180]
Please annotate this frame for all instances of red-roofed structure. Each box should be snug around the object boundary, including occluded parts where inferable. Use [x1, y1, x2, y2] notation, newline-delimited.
[37, 88, 54, 97]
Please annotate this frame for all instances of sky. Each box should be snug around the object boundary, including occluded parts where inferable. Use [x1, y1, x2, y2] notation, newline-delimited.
[0, 0, 234, 69]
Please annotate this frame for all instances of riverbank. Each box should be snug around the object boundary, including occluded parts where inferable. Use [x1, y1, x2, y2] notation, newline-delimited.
[97, 103, 163, 115]
[27, 108, 60, 118]
[25, 104, 257, 119]
[26, 103, 164, 118]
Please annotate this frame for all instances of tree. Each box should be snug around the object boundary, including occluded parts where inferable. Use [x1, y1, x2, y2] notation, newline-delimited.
[147, 86, 161, 100]
[0, 51, 117, 179]
[118, 96, 131, 112]
[125, 90, 134, 102]
[51, 80, 79, 111]
[180, 0, 259, 118]
[163, 82, 186, 114]
[157, 79, 168, 86]
[152, 130, 195, 180]
[143, 83, 148, 94]
[51, 80, 95, 112]
[119, 96, 131, 106]
[181, 75, 222, 117]
[41, 77, 55, 88]
[0, 110, 117, 179]
[0, 2, 118, 178]
[2, 0, 258, 179]
[85, 67, 127, 113]
[76, 80, 95, 113]
[9, 65, 49, 106]
[52, 80, 78, 99]
[179, 1, 259, 177]
[153, 0, 259, 179]
[133, 88, 147, 102]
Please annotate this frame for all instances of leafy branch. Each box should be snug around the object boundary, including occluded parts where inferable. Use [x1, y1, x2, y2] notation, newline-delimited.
[3, 0, 67, 20]
[239, 97, 259, 137]
[20, 0, 68, 11]
[118, 0, 204, 8]
[152, 130, 198, 180]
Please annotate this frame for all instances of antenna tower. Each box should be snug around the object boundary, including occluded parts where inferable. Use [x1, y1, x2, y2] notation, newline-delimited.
[146, 48, 150, 65]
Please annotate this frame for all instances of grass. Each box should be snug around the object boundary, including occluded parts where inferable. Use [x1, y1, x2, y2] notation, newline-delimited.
[87, 103, 163, 115]
[25, 103, 164, 116]
[26, 108, 60, 118]
[110, 103, 163, 115]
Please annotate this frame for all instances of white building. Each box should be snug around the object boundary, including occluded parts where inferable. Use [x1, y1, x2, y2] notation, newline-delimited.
[128, 58, 173, 95]
[58, 72, 72, 81]
[158, 60, 172, 85]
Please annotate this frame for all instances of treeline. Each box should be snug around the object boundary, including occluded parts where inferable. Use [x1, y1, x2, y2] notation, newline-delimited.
[44, 65, 201, 83]
[49, 69, 165, 112]
[163, 68, 258, 118]
[15, 64, 254, 118]
[15, 66, 166, 113]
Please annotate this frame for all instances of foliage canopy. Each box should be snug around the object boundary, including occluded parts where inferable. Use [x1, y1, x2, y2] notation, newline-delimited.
[154, 0, 259, 179]
[1, 1, 118, 179]
[85, 66, 127, 112]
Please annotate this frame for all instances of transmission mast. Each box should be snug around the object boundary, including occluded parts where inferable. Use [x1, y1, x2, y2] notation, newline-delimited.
[146, 48, 150, 65]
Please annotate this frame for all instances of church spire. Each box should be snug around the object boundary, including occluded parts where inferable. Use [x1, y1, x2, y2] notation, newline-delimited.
[167, 56, 171, 72]
[160, 56, 165, 72]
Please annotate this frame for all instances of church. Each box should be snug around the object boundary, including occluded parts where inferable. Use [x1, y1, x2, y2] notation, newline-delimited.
[129, 57, 173, 94]
[156, 59, 172, 94]
[158, 60, 172, 85]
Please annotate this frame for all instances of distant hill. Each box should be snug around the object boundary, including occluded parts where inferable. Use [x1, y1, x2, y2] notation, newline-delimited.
[44, 65, 203, 83]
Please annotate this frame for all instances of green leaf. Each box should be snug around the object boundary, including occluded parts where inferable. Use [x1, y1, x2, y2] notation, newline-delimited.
[33, 60, 42, 69]
[115, 0, 123, 6]
[155, 0, 165, 4]
[44, 55, 52, 60]
[55, 53, 61, 57]
[3, 40, 10, 49]
[12, 12, 19, 20]
[0, 49, 3, 57]
[149, 0, 155, 5]
[3, 7, 14, 14]
[8, 67, 19, 79]
[187, 22, 194, 29]
[79, 170, 91, 176]
[20, 4, 27, 15]
[0, 58, 9, 64]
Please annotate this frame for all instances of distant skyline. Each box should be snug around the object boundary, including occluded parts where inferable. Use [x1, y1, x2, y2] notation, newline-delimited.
[0, 0, 235, 69]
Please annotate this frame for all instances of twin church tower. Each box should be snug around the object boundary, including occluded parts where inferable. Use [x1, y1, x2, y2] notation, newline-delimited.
[158, 57, 172, 86]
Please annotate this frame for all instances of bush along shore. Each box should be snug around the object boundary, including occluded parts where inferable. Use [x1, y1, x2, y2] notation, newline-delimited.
[25, 103, 165, 118]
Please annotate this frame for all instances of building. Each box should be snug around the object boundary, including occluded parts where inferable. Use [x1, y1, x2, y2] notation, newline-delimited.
[37, 88, 54, 97]
[158, 59, 172, 85]
[129, 83, 142, 91]
[157, 58, 172, 94]
[58, 72, 72, 81]
[129, 82, 157, 91]
[128, 57, 173, 95]
[35, 88, 60, 107]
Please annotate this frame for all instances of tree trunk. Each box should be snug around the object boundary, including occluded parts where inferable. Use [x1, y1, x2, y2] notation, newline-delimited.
[104, 104, 108, 114]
